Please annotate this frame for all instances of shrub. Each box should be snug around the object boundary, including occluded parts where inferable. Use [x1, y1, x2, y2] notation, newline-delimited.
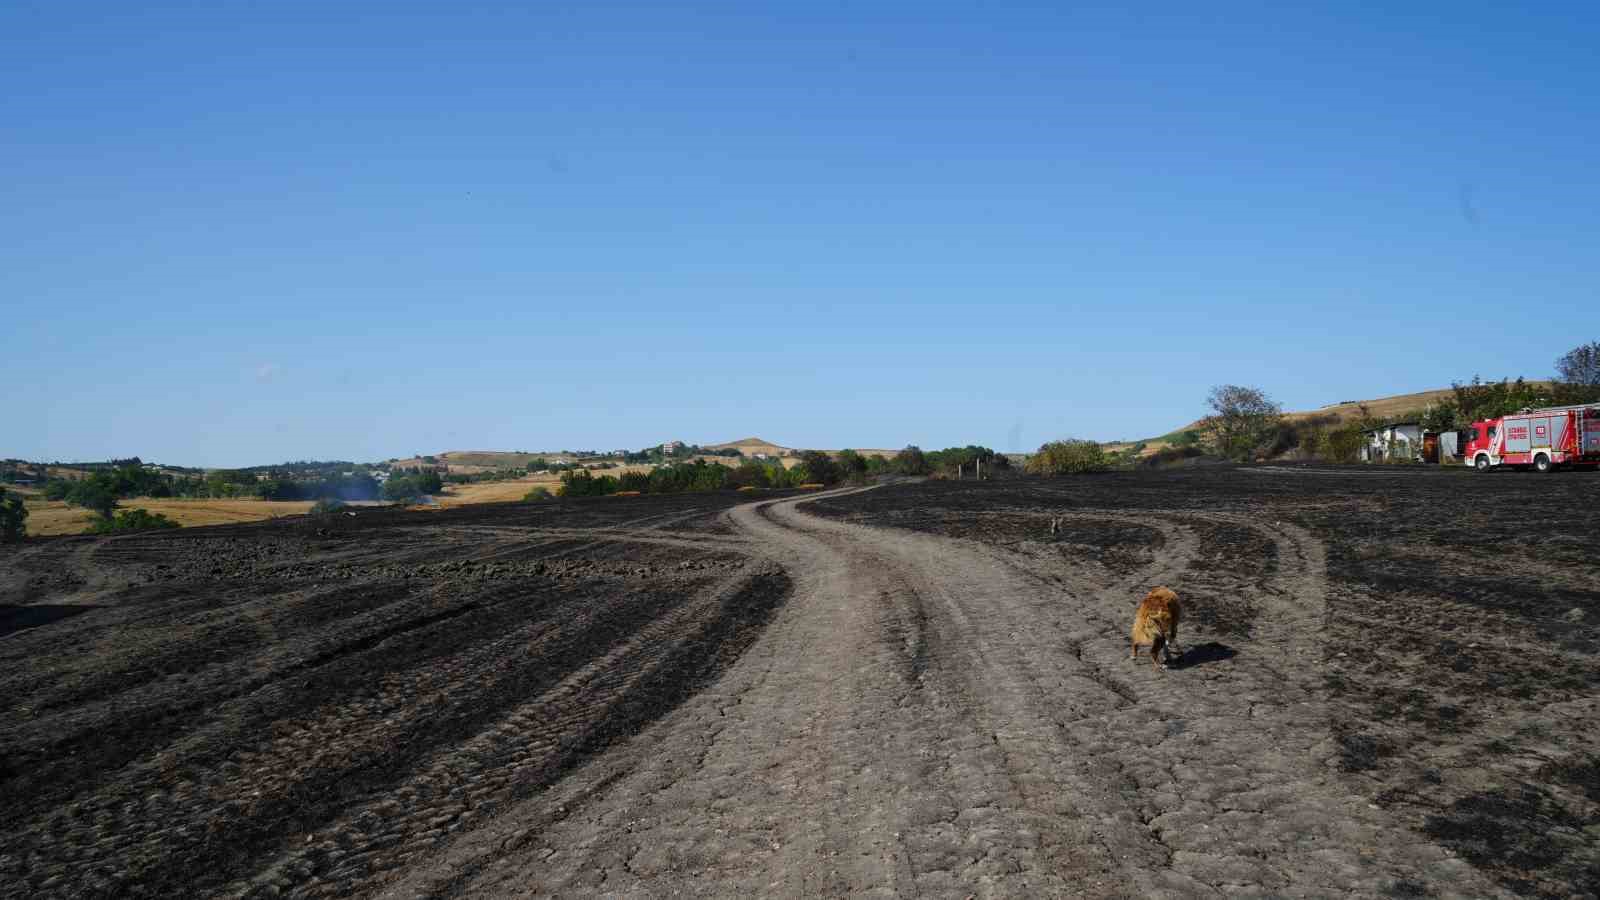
[309, 498, 346, 515]
[1026, 439, 1109, 475]
[0, 487, 26, 542]
[892, 446, 930, 476]
[86, 508, 179, 534]
[523, 486, 552, 501]
[1325, 422, 1366, 463]
[617, 471, 652, 493]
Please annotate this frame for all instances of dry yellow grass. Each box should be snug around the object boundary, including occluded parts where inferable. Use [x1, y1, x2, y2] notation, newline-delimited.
[433, 479, 549, 508]
[22, 497, 317, 536]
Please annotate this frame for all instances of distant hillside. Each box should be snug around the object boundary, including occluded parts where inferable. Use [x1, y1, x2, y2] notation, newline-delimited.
[703, 438, 900, 459]
[703, 437, 793, 457]
[1116, 383, 1556, 454]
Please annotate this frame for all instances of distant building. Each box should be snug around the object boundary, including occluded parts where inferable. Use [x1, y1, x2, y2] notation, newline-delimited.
[662, 440, 686, 454]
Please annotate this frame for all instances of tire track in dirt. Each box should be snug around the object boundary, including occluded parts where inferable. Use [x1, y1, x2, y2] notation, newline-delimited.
[796, 499, 1510, 898]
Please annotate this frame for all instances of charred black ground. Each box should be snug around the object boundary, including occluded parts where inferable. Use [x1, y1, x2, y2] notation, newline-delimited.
[0, 492, 785, 899]
[3, 468, 1597, 898]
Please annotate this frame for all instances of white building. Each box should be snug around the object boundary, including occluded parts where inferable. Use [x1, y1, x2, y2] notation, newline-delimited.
[1361, 422, 1423, 462]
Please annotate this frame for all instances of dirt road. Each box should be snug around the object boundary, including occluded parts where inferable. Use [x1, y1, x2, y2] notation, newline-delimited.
[397, 487, 1504, 899]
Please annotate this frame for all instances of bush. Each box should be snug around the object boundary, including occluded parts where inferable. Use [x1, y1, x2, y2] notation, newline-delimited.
[1325, 422, 1366, 463]
[0, 487, 26, 542]
[309, 498, 346, 515]
[86, 508, 179, 534]
[523, 487, 552, 501]
[617, 470, 652, 493]
[892, 446, 930, 476]
[1026, 439, 1109, 475]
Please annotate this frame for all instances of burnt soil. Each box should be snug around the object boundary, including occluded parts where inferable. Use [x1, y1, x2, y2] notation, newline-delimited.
[2, 467, 1596, 899]
[0, 494, 787, 899]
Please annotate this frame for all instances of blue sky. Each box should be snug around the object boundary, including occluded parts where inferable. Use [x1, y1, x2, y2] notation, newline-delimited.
[6, 2, 1597, 466]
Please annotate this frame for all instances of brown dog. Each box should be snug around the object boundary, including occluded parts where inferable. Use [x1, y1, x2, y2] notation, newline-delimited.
[1130, 586, 1181, 670]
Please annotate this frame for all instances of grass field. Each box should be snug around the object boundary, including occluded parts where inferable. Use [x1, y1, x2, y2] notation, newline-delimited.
[21, 498, 318, 536]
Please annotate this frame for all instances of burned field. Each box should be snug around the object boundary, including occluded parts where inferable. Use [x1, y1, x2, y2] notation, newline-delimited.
[2, 467, 1597, 899]
[809, 466, 1600, 898]
[0, 494, 786, 899]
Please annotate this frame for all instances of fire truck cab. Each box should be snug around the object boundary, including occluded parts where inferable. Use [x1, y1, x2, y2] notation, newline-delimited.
[1460, 405, 1600, 472]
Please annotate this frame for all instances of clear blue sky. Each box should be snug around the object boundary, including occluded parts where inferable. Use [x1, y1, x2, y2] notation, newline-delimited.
[6, 2, 1596, 466]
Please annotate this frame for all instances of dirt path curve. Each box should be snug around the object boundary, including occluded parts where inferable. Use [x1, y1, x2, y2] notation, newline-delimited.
[389, 490, 1505, 899]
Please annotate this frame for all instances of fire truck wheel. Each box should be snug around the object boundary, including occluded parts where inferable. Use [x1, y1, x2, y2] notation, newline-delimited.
[1533, 454, 1552, 473]
[1475, 455, 1491, 472]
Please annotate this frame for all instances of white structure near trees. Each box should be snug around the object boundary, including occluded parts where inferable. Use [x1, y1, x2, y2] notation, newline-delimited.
[1361, 422, 1423, 462]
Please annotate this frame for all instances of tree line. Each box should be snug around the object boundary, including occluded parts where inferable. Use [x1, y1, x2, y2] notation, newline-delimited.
[537, 447, 1011, 499]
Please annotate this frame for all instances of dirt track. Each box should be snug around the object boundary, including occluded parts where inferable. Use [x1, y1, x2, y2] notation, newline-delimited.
[3, 468, 1597, 898]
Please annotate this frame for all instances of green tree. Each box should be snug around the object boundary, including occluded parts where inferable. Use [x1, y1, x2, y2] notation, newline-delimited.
[66, 478, 119, 520]
[523, 486, 553, 501]
[836, 449, 868, 480]
[383, 476, 423, 503]
[1450, 376, 1550, 425]
[0, 487, 27, 542]
[1201, 385, 1283, 461]
[797, 450, 840, 485]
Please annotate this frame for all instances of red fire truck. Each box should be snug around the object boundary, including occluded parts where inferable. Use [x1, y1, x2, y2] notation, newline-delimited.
[1460, 404, 1600, 472]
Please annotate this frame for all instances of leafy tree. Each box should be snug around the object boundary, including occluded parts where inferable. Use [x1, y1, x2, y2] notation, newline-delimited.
[523, 486, 553, 501]
[66, 479, 119, 519]
[836, 449, 868, 479]
[1556, 342, 1600, 386]
[1025, 439, 1108, 475]
[1201, 385, 1283, 461]
[892, 446, 930, 476]
[797, 450, 840, 485]
[43, 479, 72, 501]
[0, 487, 27, 542]
[1450, 376, 1551, 425]
[383, 477, 424, 503]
